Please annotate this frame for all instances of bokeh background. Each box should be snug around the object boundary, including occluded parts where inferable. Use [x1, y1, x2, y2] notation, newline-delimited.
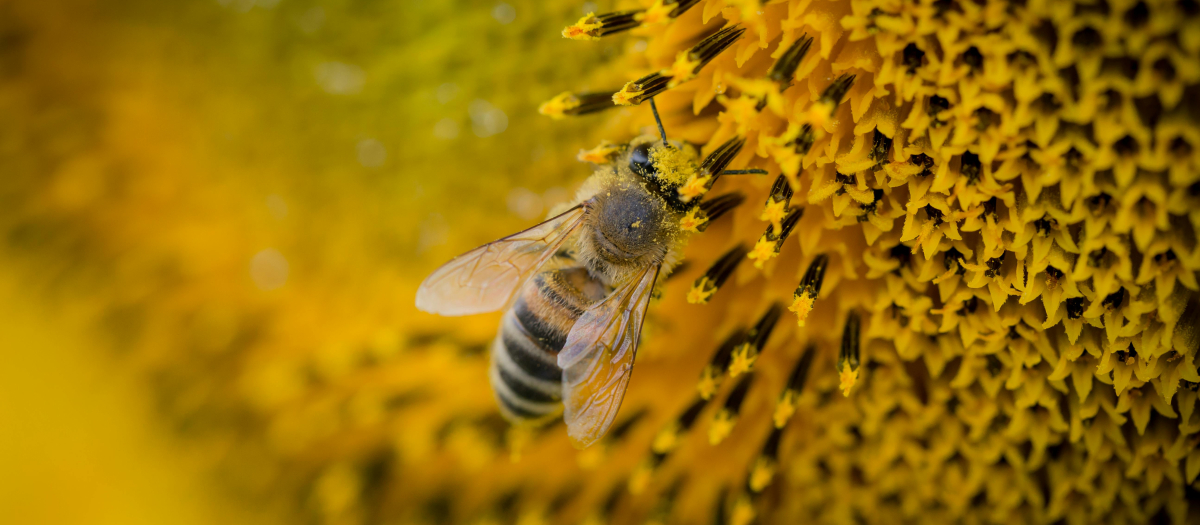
[1, 0, 624, 523]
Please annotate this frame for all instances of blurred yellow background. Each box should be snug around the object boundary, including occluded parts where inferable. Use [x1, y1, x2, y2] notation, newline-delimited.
[0, 0, 622, 522]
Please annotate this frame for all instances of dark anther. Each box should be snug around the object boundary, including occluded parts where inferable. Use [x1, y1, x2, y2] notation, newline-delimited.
[786, 345, 817, 393]
[1071, 27, 1102, 50]
[820, 74, 857, 106]
[964, 296, 979, 314]
[871, 129, 893, 162]
[1066, 297, 1085, 319]
[928, 95, 951, 117]
[1153, 57, 1177, 81]
[1033, 216, 1054, 235]
[963, 46, 983, 70]
[1154, 249, 1178, 264]
[944, 247, 966, 274]
[1123, 1, 1150, 27]
[795, 254, 830, 299]
[924, 204, 945, 226]
[985, 256, 1003, 278]
[1088, 193, 1112, 213]
[974, 107, 997, 130]
[1045, 266, 1064, 280]
[791, 123, 816, 155]
[835, 172, 857, 185]
[985, 354, 1003, 375]
[911, 153, 935, 176]
[961, 151, 981, 183]
[983, 197, 998, 218]
[889, 243, 912, 270]
[768, 34, 814, 85]
[903, 43, 925, 72]
[1102, 288, 1125, 310]
[1113, 135, 1139, 156]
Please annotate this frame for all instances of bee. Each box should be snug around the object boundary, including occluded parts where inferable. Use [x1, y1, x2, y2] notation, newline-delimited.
[416, 105, 755, 448]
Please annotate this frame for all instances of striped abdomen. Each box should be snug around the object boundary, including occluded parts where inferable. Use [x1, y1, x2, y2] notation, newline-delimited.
[490, 267, 604, 422]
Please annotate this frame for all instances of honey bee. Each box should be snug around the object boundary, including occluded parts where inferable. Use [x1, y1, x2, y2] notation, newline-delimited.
[416, 108, 754, 448]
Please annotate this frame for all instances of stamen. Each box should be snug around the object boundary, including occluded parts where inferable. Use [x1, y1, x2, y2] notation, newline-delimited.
[772, 345, 816, 428]
[767, 33, 813, 87]
[666, 25, 747, 87]
[538, 90, 618, 119]
[697, 328, 747, 399]
[708, 373, 753, 444]
[654, 397, 708, 454]
[681, 192, 745, 233]
[837, 311, 862, 396]
[562, 10, 644, 40]
[728, 302, 784, 377]
[790, 123, 816, 156]
[807, 74, 856, 128]
[680, 136, 746, 202]
[613, 72, 671, 106]
[614, 26, 744, 105]
[761, 174, 794, 231]
[748, 427, 783, 492]
[747, 208, 803, 268]
[688, 243, 749, 304]
[789, 254, 829, 326]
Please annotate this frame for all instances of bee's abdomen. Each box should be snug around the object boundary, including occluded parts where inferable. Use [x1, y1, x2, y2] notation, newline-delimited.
[491, 269, 598, 422]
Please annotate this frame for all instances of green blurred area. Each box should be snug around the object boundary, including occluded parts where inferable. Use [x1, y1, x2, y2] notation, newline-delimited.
[0, 0, 629, 522]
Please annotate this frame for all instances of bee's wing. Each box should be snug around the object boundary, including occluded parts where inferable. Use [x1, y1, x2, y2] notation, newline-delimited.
[415, 204, 589, 316]
[558, 263, 660, 449]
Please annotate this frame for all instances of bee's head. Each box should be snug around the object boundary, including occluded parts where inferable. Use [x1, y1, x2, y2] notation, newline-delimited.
[623, 135, 699, 214]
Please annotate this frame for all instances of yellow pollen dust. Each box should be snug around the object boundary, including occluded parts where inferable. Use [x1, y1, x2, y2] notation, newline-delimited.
[838, 367, 859, 397]
[697, 365, 721, 399]
[576, 140, 622, 163]
[627, 461, 654, 495]
[760, 199, 788, 231]
[727, 343, 756, 377]
[635, 1, 673, 25]
[537, 91, 579, 119]
[749, 457, 777, 493]
[708, 409, 737, 445]
[679, 207, 707, 232]
[651, 423, 680, 454]
[575, 443, 604, 470]
[747, 237, 777, 269]
[731, 495, 756, 525]
[649, 145, 697, 186]
[562, 14, 603, 40]
[687, 276, 716, 304]
[612, 80, 644, 106]
[665, 51, 701, 86]
[788, 294, 816, 326]
[678, 174, 712, 202]
[806, 101, 835, 129]
[773, 389, 798, 428]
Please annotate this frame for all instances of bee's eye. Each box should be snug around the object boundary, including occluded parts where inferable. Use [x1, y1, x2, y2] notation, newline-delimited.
[629, 143, 657, 177]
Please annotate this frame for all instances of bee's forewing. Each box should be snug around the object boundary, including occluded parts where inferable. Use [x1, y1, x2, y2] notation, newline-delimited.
[415, 204, 588, 316]
[559, 263, 660, 449]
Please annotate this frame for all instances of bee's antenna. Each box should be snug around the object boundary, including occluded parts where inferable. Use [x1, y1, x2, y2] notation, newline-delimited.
[720, 169, 769, 175]
[649, 97, 668, 146]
